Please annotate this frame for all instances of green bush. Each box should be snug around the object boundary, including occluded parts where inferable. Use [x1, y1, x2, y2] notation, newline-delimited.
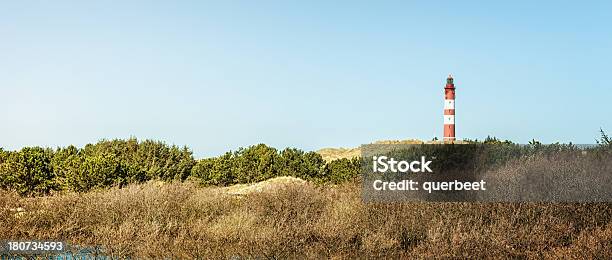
[51, 145, 80, 189]
[0, 148, 8, 164]
[323, 158, 361, 184]
[82, 138, 195, 181]
[191, 144, 327, 185]
[71, 153, 126, 192]
[190, 156, 230, 185]
[0, 147, 57, 196]
[233, 144, 279, 183]
[277, 148, 325, 180]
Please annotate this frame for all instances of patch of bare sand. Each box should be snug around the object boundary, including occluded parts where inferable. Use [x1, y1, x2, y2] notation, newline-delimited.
[222, 176, 307, 196]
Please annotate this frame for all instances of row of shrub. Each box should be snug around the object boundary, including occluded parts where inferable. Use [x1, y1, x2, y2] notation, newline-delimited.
[383, 141, 594, 173]
[0, 139, 195, 195]
[190, 144, 360, 185]
[0, 139, 361, 196]
[1, 131, 610, 196]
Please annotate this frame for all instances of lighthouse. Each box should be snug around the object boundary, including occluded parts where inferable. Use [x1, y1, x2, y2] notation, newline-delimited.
[443, 75, 456, 141]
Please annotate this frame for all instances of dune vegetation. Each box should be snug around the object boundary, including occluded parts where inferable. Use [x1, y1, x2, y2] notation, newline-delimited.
[1, 131, 611, 258]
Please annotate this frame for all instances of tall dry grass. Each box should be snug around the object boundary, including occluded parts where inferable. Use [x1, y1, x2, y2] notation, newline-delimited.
[1, 179, 610, 258]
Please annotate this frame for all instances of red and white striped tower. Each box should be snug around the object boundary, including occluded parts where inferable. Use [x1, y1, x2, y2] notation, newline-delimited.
[443, 74, 456, 142]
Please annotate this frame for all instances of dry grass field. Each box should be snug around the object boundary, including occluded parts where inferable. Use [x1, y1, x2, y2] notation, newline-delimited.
[1, 177, 610, 258]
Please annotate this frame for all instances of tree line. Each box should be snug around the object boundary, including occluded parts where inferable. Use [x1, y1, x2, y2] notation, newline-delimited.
[1, 130, 610, 196]
[0, 139, 360, 196]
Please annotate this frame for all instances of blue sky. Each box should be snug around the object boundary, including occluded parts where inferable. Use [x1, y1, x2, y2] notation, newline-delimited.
[1, 1, 611, 157]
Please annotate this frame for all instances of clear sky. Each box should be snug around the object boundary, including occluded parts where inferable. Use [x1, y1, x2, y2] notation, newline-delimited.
[1, 1, 611, 157]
